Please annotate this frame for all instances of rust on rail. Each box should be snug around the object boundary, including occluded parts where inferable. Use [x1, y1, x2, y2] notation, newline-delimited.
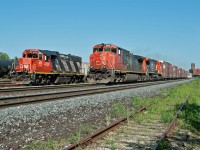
[64, 101, 156, 150]
[152, 96, 190, 150]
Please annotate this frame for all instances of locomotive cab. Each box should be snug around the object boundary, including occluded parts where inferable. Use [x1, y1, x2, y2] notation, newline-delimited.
[90, 44, 118, 71]
[88, 44, 121, 83]
[15, 50, 52, 73]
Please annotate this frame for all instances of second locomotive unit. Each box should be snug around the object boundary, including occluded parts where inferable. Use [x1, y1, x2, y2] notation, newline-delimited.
[12, 49, 84, 85]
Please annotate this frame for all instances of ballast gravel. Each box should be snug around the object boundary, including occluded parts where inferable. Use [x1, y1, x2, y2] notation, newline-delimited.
[0, 80, 191, 149]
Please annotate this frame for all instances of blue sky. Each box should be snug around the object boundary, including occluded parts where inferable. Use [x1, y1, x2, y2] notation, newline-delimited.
[0, 0, 199, 70]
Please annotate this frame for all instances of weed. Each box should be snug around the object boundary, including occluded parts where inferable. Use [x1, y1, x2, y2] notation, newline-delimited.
[68, 124, 92, 144]
[157, 139, 171, 150]
[160, 110, 174, 123]
[105, 114, 111, 126]
[111, 102, 127, 117]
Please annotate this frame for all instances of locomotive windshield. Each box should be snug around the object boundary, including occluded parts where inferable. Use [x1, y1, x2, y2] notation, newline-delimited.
[93, 47, 117, 54]
[93, 48, 103, 53]
[104, 47, 110, 52]
[26, 52, 39, 58]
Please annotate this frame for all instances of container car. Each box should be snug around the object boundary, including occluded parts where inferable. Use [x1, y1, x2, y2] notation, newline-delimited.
[172, 66, 178, 79]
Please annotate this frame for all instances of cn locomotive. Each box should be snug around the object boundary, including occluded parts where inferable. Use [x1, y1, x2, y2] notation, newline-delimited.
[11, 49, 85, 85]
[87, 43, 188, 83]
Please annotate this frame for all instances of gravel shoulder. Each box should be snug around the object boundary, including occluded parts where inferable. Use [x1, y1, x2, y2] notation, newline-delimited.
[0, 80, 192, 149]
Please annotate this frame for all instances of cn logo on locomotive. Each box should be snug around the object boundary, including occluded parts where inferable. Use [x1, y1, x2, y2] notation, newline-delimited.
[20, 64, 29, 69]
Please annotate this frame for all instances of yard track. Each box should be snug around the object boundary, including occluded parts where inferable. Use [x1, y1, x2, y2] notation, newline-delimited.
[64, 96, 190, 150]
[0, 83, 101, 94]
[0, 80, 19, 87]
[0, 79, 187, 109]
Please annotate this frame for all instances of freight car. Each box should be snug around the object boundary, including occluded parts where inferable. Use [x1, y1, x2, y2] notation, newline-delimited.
[88, 43, 187, 83]
[11, 49, 85, 85]
[88, 43, 162, 83]
[0, 59, 13, 78]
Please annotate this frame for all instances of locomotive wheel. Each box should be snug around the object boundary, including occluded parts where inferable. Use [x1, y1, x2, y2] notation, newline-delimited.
[142, 75, 147, 81]
[137, 75, 142, 81]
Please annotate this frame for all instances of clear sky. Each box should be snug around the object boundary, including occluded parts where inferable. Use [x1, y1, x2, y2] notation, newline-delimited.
[0, 0, 199, 70]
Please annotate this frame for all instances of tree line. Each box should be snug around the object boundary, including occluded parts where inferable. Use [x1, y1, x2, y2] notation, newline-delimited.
[0, 52, 10, 59]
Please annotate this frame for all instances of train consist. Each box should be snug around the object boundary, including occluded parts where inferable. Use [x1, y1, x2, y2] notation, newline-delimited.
[0, 44, 189, 85]
[87, 43, 188, 83]
[11, 49, 85, 85]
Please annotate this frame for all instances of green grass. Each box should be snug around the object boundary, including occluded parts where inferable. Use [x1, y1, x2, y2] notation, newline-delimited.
[68, 124, 92, 144]
[111, 102, 128, 117]
[23, 139, 59, 150]
[133, 79, 200, 135]
[22, 124, 91, 150]
[131, 79, 200, 149]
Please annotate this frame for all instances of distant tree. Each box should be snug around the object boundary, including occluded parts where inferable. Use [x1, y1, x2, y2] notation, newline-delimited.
[14, 56, 18, 60]
[0, 53, 10, 59]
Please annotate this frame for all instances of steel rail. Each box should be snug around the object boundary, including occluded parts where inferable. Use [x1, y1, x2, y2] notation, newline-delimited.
[64, 102, 156, 150]
[152, 96, 190, 150]
[0, 80, 180, 109]
[0, 83, 98, 93]
[0, 79, 188, 92]
[0, 80, 187, 109]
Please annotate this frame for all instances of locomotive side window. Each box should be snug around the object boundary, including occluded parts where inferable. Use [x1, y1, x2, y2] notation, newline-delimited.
[23, 54, 26, 58]
[39, 54, 42, 60]
[45, 56, 50, 61]
[111, 48, 117, 54]
[118, 49, 121, 55]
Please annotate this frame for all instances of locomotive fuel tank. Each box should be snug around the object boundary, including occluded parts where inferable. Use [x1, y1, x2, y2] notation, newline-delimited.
[123, 74, 139, 82]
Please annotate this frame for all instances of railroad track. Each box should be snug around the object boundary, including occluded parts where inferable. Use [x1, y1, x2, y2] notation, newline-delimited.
[0, 79, 187, 109]
[64, 97, 189, 150]
[0, 83, 101, 94]
[0, 79, 19, 87]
